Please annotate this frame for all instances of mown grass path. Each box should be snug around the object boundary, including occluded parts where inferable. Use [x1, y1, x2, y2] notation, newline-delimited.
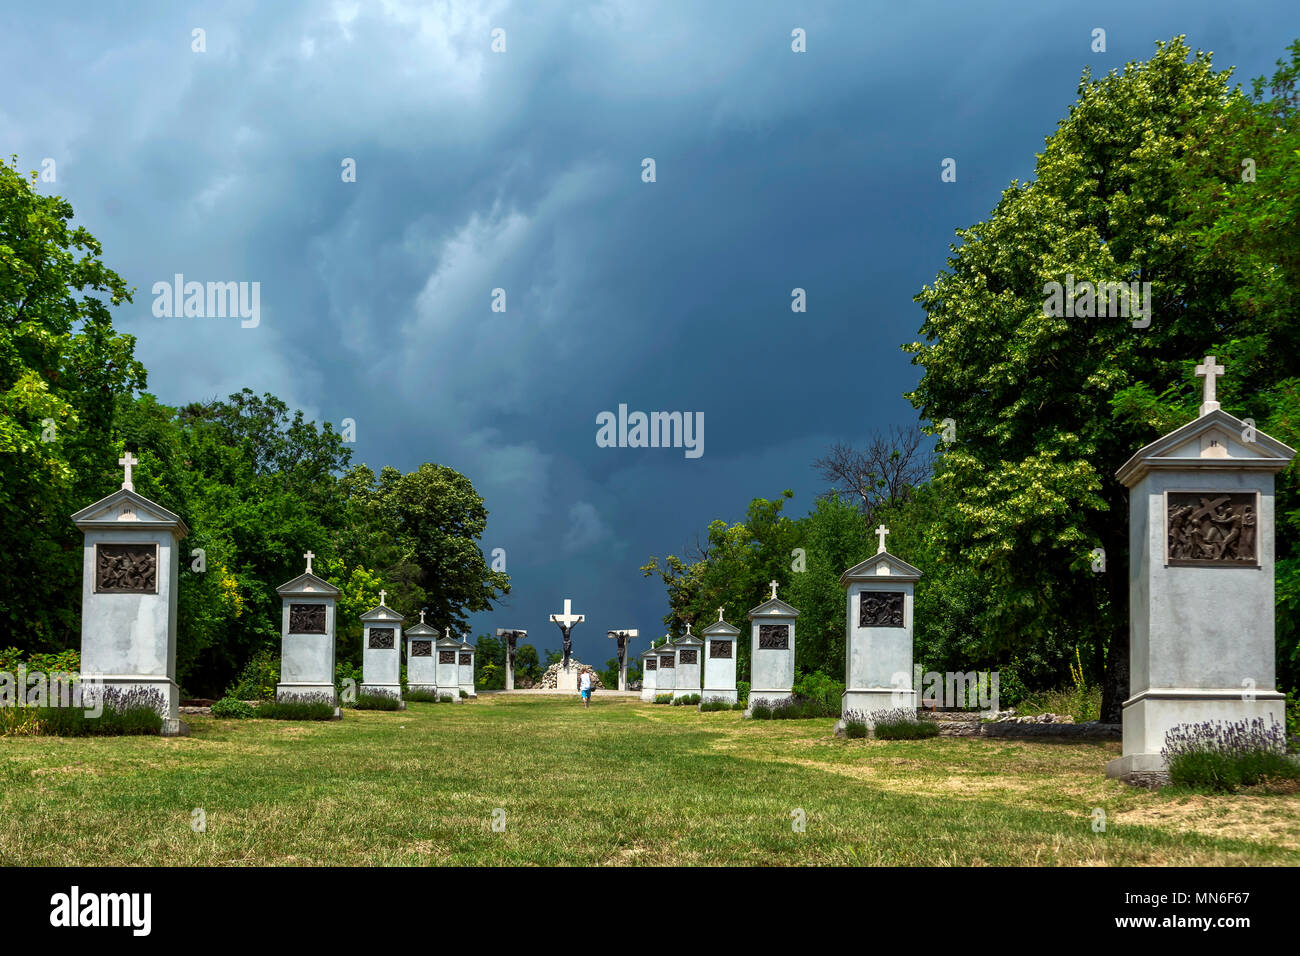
[2, 696, 1296, 865]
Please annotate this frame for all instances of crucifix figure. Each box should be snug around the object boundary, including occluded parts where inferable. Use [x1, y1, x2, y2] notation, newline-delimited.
[1196, 354, 1225, 416]
[876, 524, 890, 553]
[549, 598, 584, 669]
[303, 550, 315, 574]
[497, 628, 527, 690]
[119, 451, 138, 491]
[768, 580, 779, 601]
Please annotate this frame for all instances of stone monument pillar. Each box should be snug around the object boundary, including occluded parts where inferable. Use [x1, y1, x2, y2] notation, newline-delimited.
[71, 451, 190, 736]
[672, 624, 702, 699]
[656, 635, 677, 698]
[275, 550, 340, 715]
[435, 627, 464, 702]
[1107, 356, 1296, 784]
[496, 628, 527, 690]
[359, 590, 404, 706]
[606, 629, 639, 691]
[747, 580, 799, 713]
[458, 632, 477, 699]
[839, 525, 922, 724]
[639, 641, 660, 701]
[701, 608, 740, 704]
[406, 609, 438, 695]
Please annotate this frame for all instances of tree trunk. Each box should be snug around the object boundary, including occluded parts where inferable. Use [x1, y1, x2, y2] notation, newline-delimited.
[1100, 512, 1130, 724]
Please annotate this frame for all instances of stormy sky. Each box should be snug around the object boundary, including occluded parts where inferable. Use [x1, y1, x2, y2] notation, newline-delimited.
[3, 1, 1294, 665]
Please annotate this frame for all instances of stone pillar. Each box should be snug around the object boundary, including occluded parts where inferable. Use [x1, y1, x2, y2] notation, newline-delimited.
[71, 453, 190, 736]
[838, 540, 922, 723]
[275, 554, 340, 716]
[656, 637, 677, 698]
[406, 613, 438, 695]
[359, 594, 404, 706]
[672, 624, 702, 699]
[435, 628, 463, 702]
[497, 628, 526, 690]
[458, 633, 477, 698]
[746, 582, 799, 712]
[701, 610, 740, 704]
[639, 643, 660, 701]
[1107, 363, 1295, 784]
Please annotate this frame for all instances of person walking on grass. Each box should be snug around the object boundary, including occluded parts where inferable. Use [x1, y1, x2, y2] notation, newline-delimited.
[580, 669, 593, 709]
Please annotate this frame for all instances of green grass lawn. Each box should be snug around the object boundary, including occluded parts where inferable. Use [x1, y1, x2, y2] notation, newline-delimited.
[2, 695, 1297, 866]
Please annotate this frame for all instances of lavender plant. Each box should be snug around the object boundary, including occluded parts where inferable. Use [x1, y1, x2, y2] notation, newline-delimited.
[1162, 717, 1297, 791]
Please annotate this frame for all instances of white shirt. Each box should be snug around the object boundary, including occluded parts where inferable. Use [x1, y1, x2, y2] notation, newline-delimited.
[580, 672, 592, 690]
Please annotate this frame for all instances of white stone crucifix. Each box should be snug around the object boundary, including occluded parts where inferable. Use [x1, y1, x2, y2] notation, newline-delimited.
[303, 550, 315, 574]
[769, 580, 779, 600]
[549, 598, 584, 629]
[1196, 355, 1225, 416]
[876, 524, 890, 553]
[119, 451, 138, 491]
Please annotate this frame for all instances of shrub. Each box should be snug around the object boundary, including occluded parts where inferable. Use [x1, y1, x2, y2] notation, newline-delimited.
[1018, 685, 1101, 723]
[747, 695, 839, 720]
[1287, 691, 1299, 750]
[439, 694, 455, 703]
[354, 692, 402, 711]
[211, 697, 255, 719]
[404, 688, 441, 703]
[842, 712, 871, 739]
[868, 708, 940, 740]
[6, 688, 166, 737]
[1164, 717, 1299, 792]
[459, 689, 469, 699]
[226, 649, 279, 701]
[736, 681, 750, 706]
[653, 693, 674, 705]
[699, 697, 734, 712]
[673, 694, 701, 706]
[258, 694, 337, 721]
[793, 671, 844, 715]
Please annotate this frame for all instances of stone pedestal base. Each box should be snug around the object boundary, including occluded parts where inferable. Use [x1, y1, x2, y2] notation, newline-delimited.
[702, 688, 738, 704]
[276, 681, 338, 710]
[745, 688, 793, 714]
[842, 688, 917, 717]
[162, 717, 190, 737]
[86, 676, 182, 730]
[1107, 690, 1286, 786]
[555, 666, 578, 692]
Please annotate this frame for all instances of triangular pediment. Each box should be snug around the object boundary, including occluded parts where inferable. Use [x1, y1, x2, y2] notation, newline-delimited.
[840, 550, 922, 586]
[405, 623, 437, 637]
[747, 597, 800, 619]
[276, 572, 340, 597]
[1117, 409, 1296, 487]
[71, 487, 188, 536]
[700, 619, 740, 637]
[360, 605, 404, 623]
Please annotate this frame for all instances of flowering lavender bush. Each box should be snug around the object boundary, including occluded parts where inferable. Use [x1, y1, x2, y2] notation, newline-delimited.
[867, 707, 940, 740]
[1162, 717, 1298, 791]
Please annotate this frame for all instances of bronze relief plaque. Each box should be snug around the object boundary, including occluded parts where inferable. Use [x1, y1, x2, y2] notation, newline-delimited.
[678, 649, 698, 665]
[289, 603, 327, 633]
[439, 650, 457, 664]
[368, 628, 395, 649]
[459, 653, 472, 666]
[644, 658, 657, 670]
[410, 640, 432, 657]
[95, 543, 157, 594]
[1167, 492, 1259, 566]
[659, 655, 675, 668]
[758, 624, 789, 649]
[709, 640, 732, 659]
[860, 591, 905, 628]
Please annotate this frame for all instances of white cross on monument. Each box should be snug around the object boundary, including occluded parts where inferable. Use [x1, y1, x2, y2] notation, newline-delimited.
[303, 550, 315, 574]
[378, 589, 387, 606]
[685, 623, 693, 636]
[1196, 354, 1226, 416]
[718, 607, 724, 622]
[419, 608, 426, 624]
[549, 598, 584, 628]
[876, 524, 890, 553]
[445, 627, 451, 639]
[769, 580, 779, 600]
[118, 451, 138, 491]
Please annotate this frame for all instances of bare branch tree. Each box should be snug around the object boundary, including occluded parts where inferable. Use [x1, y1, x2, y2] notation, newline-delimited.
[812, 424, 934, 519]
